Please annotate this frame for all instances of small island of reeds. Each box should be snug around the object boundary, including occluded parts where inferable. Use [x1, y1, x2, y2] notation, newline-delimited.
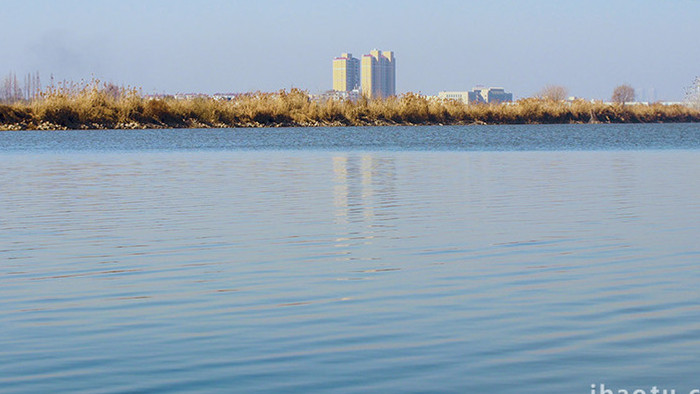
[1, 81, 699, 131]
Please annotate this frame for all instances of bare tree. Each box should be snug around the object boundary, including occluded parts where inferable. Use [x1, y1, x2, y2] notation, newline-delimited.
[537, 85, 568, 101]
[35, 71, 42, 99]
[103, 82, 122, 100]
[1, 75, 8, 101]
[25, 71, 41, 100]
[0, 71, 43, 102]
[23, 73, 28, 100]
[612, 84, 635, 105]
[685, 76, 700, 110]
[13, 73, 21, 101]
[1, 72, 23, 102]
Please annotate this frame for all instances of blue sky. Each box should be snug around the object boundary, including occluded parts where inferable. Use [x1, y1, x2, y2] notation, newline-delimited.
[2, 0, 699, 100]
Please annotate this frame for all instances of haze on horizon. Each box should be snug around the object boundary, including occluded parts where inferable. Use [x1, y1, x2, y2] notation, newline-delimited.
[2, 0, 698, 101]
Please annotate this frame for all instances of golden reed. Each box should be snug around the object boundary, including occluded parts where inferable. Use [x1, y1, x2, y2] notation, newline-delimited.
[1, 81, 698, 130]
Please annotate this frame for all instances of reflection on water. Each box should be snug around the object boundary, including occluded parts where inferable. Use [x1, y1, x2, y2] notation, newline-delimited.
[1, 147, 700, 393]
[332, 154, 397, 255]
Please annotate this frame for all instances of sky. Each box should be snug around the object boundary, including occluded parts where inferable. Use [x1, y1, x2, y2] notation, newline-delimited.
[2, 0, 699, 101]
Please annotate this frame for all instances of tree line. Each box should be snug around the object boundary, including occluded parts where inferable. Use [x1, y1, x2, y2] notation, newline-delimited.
[538, 84, 635, 105]
[1, 71, 43, 102]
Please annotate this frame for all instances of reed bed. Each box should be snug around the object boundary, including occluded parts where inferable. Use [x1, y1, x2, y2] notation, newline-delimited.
[1, 81, 699, 130]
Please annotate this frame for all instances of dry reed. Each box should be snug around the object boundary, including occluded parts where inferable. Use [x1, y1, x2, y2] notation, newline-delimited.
[1, 81, 699, 130]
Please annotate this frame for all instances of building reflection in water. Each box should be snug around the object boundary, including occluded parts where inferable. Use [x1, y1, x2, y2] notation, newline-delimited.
[331, 154, 397, 256]
[332, 156, 349, 226]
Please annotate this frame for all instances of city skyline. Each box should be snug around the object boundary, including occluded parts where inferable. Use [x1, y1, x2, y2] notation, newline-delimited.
[1, 0, 699, 100]
[331, 49, 396, 100]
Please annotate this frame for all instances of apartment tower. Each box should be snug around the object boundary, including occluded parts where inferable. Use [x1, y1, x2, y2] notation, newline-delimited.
[361, 50, 395, 98]
[332, 53, 360, 92]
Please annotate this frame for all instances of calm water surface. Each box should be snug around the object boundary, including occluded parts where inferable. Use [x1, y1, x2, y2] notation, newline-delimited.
[1, 124, 700, 393]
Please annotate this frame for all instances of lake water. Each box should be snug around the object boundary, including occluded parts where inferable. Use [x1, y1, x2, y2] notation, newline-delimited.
[1, 124, 699, 393]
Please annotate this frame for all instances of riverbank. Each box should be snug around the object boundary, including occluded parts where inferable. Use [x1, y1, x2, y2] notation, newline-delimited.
[1, 85, 699, 130]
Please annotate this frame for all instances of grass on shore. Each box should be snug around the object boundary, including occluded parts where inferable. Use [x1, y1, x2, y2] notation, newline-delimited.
[1, 81, 699, 130]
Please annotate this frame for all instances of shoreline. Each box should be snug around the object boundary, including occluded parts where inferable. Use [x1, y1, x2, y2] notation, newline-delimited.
[2, 116, 698, 131]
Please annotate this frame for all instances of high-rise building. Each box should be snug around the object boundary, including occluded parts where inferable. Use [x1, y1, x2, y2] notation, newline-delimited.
[361, 50, 395, 98]
[333, 53, 360, 92]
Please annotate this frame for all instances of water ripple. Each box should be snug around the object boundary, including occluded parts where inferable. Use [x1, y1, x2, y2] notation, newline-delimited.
[1, 141, 699, 392]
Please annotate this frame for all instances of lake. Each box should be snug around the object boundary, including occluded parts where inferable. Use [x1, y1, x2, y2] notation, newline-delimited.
[1, 124, 699, 393]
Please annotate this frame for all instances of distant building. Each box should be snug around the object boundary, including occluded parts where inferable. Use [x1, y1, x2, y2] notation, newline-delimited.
[438, 87, 513, 104]
[314, 89, 361, 102]
[437, 91, 470, 104]
[333, 53, 360, 92]
[212, 93, 244, 101]
[469, 87, 513, 104]
[361, 50, 395, 98]
[173, 93, 210, 100]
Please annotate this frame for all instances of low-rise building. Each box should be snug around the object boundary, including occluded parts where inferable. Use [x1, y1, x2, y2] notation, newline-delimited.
[469, 87, 513, 104]
[438, 87, 513, 104]
[313, 89, 361, 102]
[173, 93, 210, 100]
[437, 91, 470, 103]
[212, 93, 244, 101]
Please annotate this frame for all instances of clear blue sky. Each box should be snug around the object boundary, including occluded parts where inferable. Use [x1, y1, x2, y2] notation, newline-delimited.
[2, 0, 699, 100]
